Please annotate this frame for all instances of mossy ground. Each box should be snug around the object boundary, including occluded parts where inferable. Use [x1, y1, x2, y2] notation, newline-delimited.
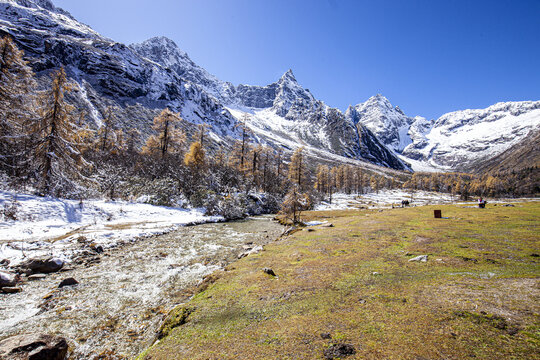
[138, 202, 539, 360]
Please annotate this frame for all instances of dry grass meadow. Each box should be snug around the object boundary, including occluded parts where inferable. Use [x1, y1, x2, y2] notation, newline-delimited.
[138, 202, 539, 360]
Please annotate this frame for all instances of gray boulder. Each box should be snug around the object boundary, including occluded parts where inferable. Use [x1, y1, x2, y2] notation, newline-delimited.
[0, 271, 18, 288]
[0, 334, 68, 360]
[18, 257, 64, 274]
[58, 278, 78, 288]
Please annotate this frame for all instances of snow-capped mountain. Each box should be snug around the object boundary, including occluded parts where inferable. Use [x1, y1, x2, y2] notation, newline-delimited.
[346, 94, 416, 152]
[402, 101, 540, 170]
[1, 0, 538, 173]
[221, 70, 407, 169]
[0, 0, 237, 136]
[129, 36, 234, 102]
[348, 94, 540, 172]
[0, 0, 409, 171]
[129, 37, 406, 168]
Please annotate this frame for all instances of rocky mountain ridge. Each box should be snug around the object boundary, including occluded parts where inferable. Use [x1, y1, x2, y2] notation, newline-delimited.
[1, 0, 409, 170]
[348, 93, 540, 172]
[2, 0, 539, 173]
[402, 100, 540, 170]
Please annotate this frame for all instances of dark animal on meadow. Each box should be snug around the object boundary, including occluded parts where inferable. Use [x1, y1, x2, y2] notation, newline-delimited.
[401, 200, 410, 207]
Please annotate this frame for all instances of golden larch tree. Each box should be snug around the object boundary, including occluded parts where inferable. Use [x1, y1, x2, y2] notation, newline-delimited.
[143, 108, 185, 159]
[34, 67, 89, 195]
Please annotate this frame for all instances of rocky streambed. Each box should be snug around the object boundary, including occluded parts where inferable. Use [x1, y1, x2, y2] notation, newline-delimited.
[0, 216, 284, 359]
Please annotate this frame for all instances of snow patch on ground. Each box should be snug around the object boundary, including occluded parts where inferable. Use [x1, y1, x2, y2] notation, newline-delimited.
[0, 190, 223, 266]
[315, 189, 456, 210]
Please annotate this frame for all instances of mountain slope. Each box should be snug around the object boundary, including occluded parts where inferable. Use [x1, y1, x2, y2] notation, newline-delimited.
[349, 94, 540, 172]
[402, 101, 540, 171]
[346, 94, 416, 152]
[0, 0, 408, 171]
[468, 129, 540, 174]
[129, 37, 409, 169]
[0, 0, 238, 137]
[221, 71, 408, 170]
[2, 0, 538, 173]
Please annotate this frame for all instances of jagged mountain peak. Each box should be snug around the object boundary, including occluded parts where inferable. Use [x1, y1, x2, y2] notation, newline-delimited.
[363, 94, 394, 110]
[129, 35, 231, 100]
[272, 69, 316, 117]
[8, 0, 78, 21]
[12, 0, 54, 10]
[347, 94, 415, 153]
[136, 36, 180, 50]
[279, 69, 297, 83]
[130, 36, 190, 66]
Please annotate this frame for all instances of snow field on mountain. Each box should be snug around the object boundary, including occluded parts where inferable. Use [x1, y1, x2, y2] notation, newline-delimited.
[225, 107, 402, 176]
[422, 107, 540, 166]
[0, 190, 223, 266]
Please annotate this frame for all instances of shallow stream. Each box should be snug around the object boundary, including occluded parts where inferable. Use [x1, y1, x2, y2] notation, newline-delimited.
[0, 216, 284, 359]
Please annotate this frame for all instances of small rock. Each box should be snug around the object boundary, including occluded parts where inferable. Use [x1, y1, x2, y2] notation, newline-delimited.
[2, 286, 22, 294]
[0, 334, 68, 360]
[503, 204, 515, 207]
[323, 343, 356, 359]
[0, 271, 18, 288]
[244, 245, 264, 256]
[282, 227, 298, 236]
[507, 327, 520, 336]
[58, 278, 78, 288]
[530, 253, 539, 257]
[0, 259, 9, 266]
[28, 274, 47, 281]
[263, 268, 276, 277]
[358, 298, 366, 304]
[90, 244, 104, 253]
[371, 272, 381, 276]
[305, 228, 315, 232]
[408, 255, 428, 262]
[321, 223, 334, 228]
[320, 333, 332, 339]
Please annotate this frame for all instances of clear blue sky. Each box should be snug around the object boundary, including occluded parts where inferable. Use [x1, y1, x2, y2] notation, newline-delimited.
[53, 0, 540, 119]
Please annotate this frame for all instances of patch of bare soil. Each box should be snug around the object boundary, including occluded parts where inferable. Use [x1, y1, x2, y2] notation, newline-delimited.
[424, 277, 540, 325]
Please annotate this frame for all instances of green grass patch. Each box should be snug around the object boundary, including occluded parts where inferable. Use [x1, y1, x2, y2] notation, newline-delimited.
[138, 202, 540, 360]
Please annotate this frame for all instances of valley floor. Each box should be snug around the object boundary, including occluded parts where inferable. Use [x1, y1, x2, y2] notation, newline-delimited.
[0, 189, 460, 266]
[139, 202, 540, 360]
[0, 190, 222, 266]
